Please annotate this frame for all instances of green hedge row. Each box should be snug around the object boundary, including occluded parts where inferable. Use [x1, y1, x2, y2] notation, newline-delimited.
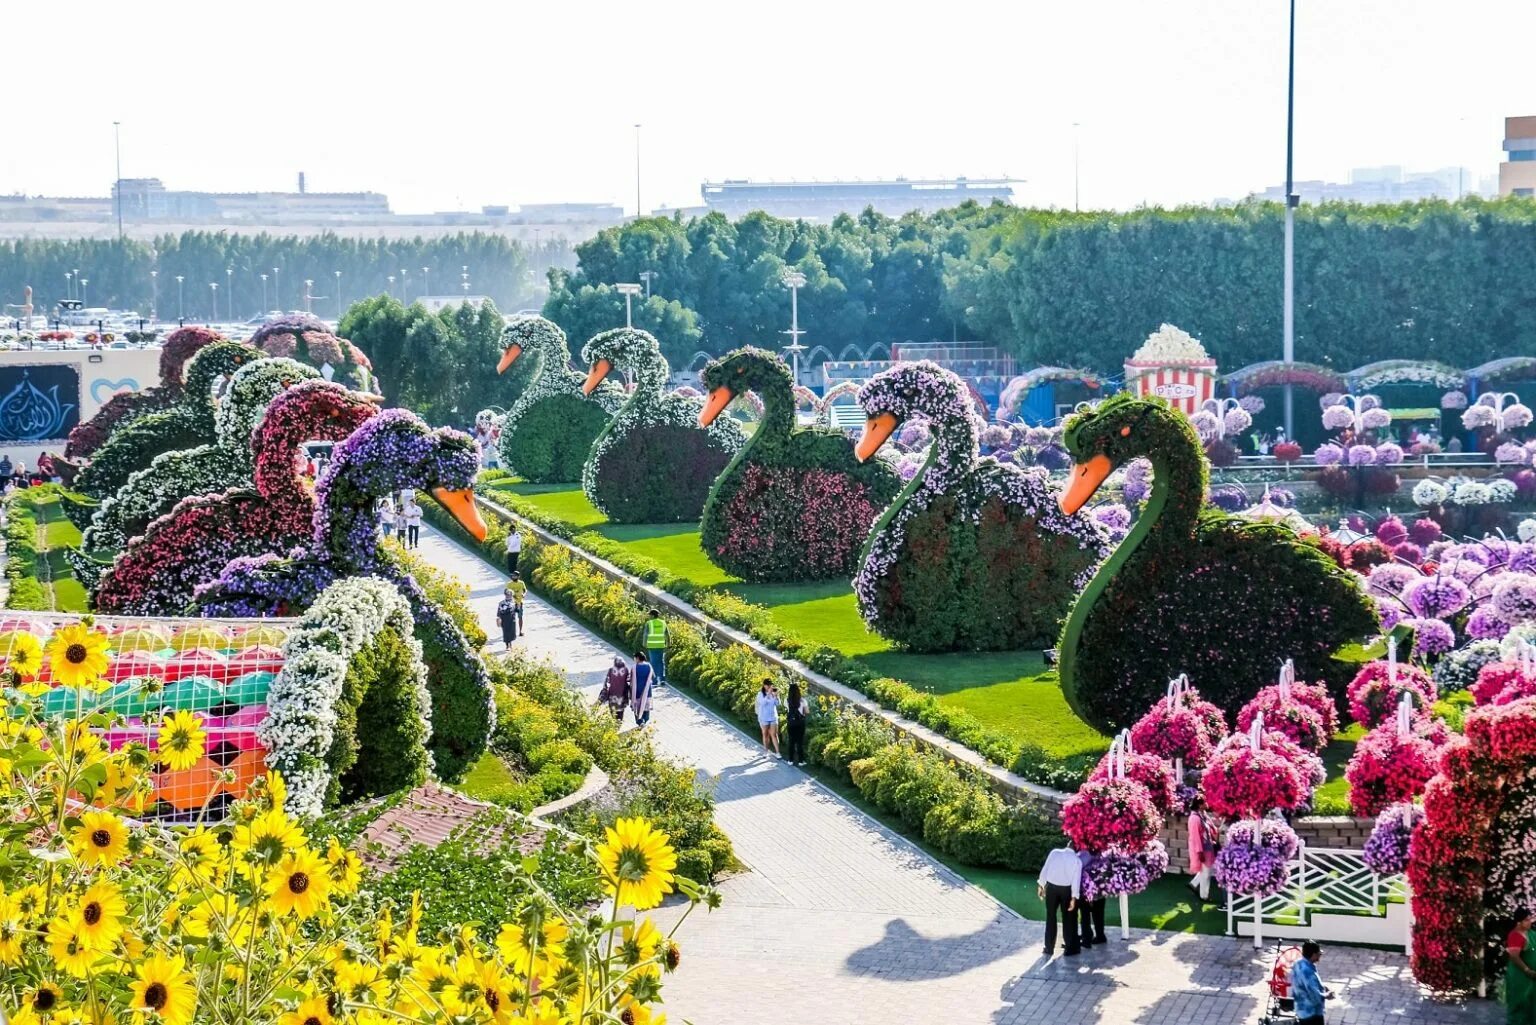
[489, 688, 595, 811]
[3, 497, 46, 611]
[423, 498, 1066, 873]
[469, 480, 1096, 790]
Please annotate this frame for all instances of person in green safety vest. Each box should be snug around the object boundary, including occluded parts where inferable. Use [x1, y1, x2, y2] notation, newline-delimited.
[644, 609, 668, 687]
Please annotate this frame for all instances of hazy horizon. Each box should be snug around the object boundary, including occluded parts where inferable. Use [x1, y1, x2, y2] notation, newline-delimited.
[4, 0, 1532, 216]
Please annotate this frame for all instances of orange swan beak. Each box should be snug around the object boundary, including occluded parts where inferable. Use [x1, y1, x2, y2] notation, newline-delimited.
[699, 386, 733, 427]
[496, 344, 523, 375]
[1059, 454, 1114, 515]
[582, 359, 612, 396]
[431, 487, 488, 542]
[854, 413, 899, 463]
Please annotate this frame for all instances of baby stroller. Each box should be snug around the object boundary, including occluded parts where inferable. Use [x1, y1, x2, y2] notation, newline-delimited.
[1259, 942, 1304, 1024]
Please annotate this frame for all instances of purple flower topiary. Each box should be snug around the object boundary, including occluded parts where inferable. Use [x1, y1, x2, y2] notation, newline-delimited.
[1403, 575, 1471, 619]
[1409, 618, 1456, 657]
[1493, 574, 1536, 624]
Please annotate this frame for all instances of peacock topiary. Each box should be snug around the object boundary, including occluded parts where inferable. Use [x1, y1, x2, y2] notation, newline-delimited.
[1056, 393, 1379, 733]
[698, 347, 900, 582]
[578, 328, 744, 523]
[493, 315, 622, 483]
[852, 362, 1110, 653]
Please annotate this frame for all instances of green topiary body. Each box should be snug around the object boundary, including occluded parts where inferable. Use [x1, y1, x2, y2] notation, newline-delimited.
[1056, 394, 1378, 733]
[495, 317, 622, 483]
[698, 348, 900, 582]
[73, 342, 263, 500]
[579, 328, 744, 524]
[853, 362, 1109, 653]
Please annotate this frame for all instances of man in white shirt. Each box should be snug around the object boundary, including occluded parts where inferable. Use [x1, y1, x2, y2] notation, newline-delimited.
[505, 529, 523, 574]
[1037, 843, 1083, 958]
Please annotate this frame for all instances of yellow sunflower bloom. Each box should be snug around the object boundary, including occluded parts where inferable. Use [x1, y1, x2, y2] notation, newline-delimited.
[129, 952, 196, 1025]
[265, 847, 331, 919]
[70, 810, 129, 868]
[596, 817, 677, 910]
[0, 901, 26, 964]
[47, 913, 98, 977]
[279, 996, 334, 1025]
[325, 838, 362, 894]
[617, 993, 666, 1025]
[5, 632, 44, 679]
[45, 624, 111, 690]
[619, 916, 663, 977]
[74, 879, 127, 950]
[184, 891, 257, 944]
[155, 710, 205, 771]
[232, 808, 306, 875]
[17, 981, 67, 1021]
[335, 959, 388, 1004]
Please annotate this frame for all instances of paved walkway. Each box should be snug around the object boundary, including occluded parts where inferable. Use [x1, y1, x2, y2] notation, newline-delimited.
[420, 526, 1497, 1025]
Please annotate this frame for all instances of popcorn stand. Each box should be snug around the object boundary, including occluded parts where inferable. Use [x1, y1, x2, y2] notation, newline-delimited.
[1124, 324, 1217, 414]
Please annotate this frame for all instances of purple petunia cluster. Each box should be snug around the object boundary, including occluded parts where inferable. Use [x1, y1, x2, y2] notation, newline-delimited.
[1213, 818, 1300, 897]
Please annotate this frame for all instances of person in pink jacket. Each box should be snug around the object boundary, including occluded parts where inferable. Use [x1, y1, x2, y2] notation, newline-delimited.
[1188, 798, 1216, 901]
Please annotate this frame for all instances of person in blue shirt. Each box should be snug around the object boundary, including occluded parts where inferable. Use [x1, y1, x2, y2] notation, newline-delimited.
[1289, 941, 1326, 1024]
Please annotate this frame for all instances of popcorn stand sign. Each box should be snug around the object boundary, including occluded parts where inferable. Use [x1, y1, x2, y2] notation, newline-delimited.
[1124, 324, 1217, 415]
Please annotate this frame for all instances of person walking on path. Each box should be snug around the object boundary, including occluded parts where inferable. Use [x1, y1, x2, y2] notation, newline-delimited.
[598, 655, 631, 724]
[505, 528, 523, 574]
[495, 590, 519, 648]
[1507, 910, 1536, 1024]
[1187, 798, 1216, 901]
[404, 498, 423, 549]
[394, 503, 408, 545]
[507, 573, 526, 633]
[1075, 849, 1106, 947]
[784, 682, 809, 765]
[644, 609, 668, 687]
[755, 679, 781, 758]
[1289, 941, 1327, 1025]
[1037, 843, 1082, 958]
[631, 652, 654, 728]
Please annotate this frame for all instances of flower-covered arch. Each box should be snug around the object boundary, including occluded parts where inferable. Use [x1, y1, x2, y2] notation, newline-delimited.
[250, 314, 378, 395]
[998, 367, 1104, 424]
[1223, 360, 1347, 398]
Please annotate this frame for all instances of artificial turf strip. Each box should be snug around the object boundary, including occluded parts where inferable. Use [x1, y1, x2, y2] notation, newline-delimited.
[489, 480, 1113, 763]
[20, 493, 90, 613]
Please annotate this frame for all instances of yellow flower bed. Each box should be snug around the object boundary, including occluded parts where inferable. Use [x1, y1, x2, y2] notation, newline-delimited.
[0, 618, 710, 1024]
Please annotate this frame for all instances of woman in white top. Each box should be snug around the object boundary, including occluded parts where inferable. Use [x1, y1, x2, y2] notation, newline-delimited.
[754, 679, 781, 757]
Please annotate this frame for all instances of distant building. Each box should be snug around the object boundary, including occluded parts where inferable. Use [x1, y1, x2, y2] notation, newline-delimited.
[699, 178, 1016, 221]
[111, 177, 390, 221]
[1252, 165, 1479, 204]
[513, 202, 626, 224]
[1501, 116, 1536, 197]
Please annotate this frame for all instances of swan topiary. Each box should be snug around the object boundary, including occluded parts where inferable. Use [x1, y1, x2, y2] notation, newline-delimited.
[493, 315, 622, 483]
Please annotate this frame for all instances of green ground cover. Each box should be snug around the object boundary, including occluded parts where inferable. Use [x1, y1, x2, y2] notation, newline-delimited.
[482, 477, 1112, 766]
[7, 490, 89, 613]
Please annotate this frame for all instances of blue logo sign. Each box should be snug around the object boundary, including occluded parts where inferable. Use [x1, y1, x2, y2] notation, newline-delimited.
[0, 366, 80, 442]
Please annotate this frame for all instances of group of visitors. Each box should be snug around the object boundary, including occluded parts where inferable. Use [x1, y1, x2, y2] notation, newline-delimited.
[377, 494, 424, 549]
[596, 650, 657, 729]
[752, 678, 809, 763]
[496, 574, 526, 647]
[0, 453, 60, 490]
[1035, 841, 1107, 958]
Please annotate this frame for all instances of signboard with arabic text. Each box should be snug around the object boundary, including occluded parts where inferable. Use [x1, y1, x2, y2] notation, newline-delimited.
[0, 364, 80, 444]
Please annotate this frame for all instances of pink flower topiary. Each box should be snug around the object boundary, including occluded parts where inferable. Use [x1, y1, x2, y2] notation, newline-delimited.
[1347, 660, 1436, 729]
[1061, 777, 1163, 855]
[1237, 691, 1329, 753]
[1470, 660, 1536, 706]
[1346, 716, 1447, 816]
[1201, 741, 1308, 819]
[1090, 751, 1178, 814]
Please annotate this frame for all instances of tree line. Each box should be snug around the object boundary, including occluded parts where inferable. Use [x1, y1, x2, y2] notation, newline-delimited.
[543, 197, 1536, 375]
[0, 231, 574, 322]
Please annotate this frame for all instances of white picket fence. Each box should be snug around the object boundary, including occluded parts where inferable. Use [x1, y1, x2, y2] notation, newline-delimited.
[1226, 847, 1410, 949]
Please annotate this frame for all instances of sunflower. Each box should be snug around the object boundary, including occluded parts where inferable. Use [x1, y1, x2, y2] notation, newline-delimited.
[6, 631, 43, 679]
[155, 710, 205, 772]
[324, 838, 362, 895]
[279, 997, 334, 1025]
[616, 993, 666, 1025]
[0, 898, 26, 964]
[129, 952, 196, 1025]
[469, 957, 515, 1024]
[173, 827, 223, 887]
[70, 810, 129, 868]
[335, 959, 388, 1004]
[47, 913, 98, 977]
[232, 808, 306, 875]
[596, 817, 677, 910]
[45, 624, 111, 690]
[265, 847, 331, 919]
[74, 879, 127, 950]
[619, 916, 662, 975]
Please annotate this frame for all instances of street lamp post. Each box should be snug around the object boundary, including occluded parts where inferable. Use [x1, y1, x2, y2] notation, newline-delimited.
[226, 266, 234, 321]
[634, 123, 643, 217]
[335, 270, 343, 321]
[304, 280, 314, 315]
[422, 267, 430, 297]
[260, 273, 268, 314]
[400, 269, 408, 303]
[616, 283, 642, 327]
[80, 279, 88, 308]
[781, 270, 807, 383]
[65, 271, 73, 303]
[149, 269, 157, 322]
[1281, 0, 1298, 440]
[639, 270, 656, 298]
[387, 275, 395, 298]
[1072, 121, 1081, 212]
[208, 282, 218, 324]
[272, 267, 281, 314]
[113, 121, 124, 241]
[72, 269, 80, 303]
[175, 275, 184, 320]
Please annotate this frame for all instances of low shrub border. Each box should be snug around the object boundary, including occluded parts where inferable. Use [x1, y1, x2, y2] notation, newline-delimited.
[422, 497, 1073, 875]
[459, 484, 1092, 792]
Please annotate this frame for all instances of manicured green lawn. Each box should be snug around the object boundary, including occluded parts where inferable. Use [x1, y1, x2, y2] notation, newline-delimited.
[14, 493, 91, 614]
[459, 752, 526, 805]
[481, 480, 1111, 763]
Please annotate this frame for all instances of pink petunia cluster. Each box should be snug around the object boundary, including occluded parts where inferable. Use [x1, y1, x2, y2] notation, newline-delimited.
[1346, 660, 1436, 729]
[1060, 777, 1163, 855]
